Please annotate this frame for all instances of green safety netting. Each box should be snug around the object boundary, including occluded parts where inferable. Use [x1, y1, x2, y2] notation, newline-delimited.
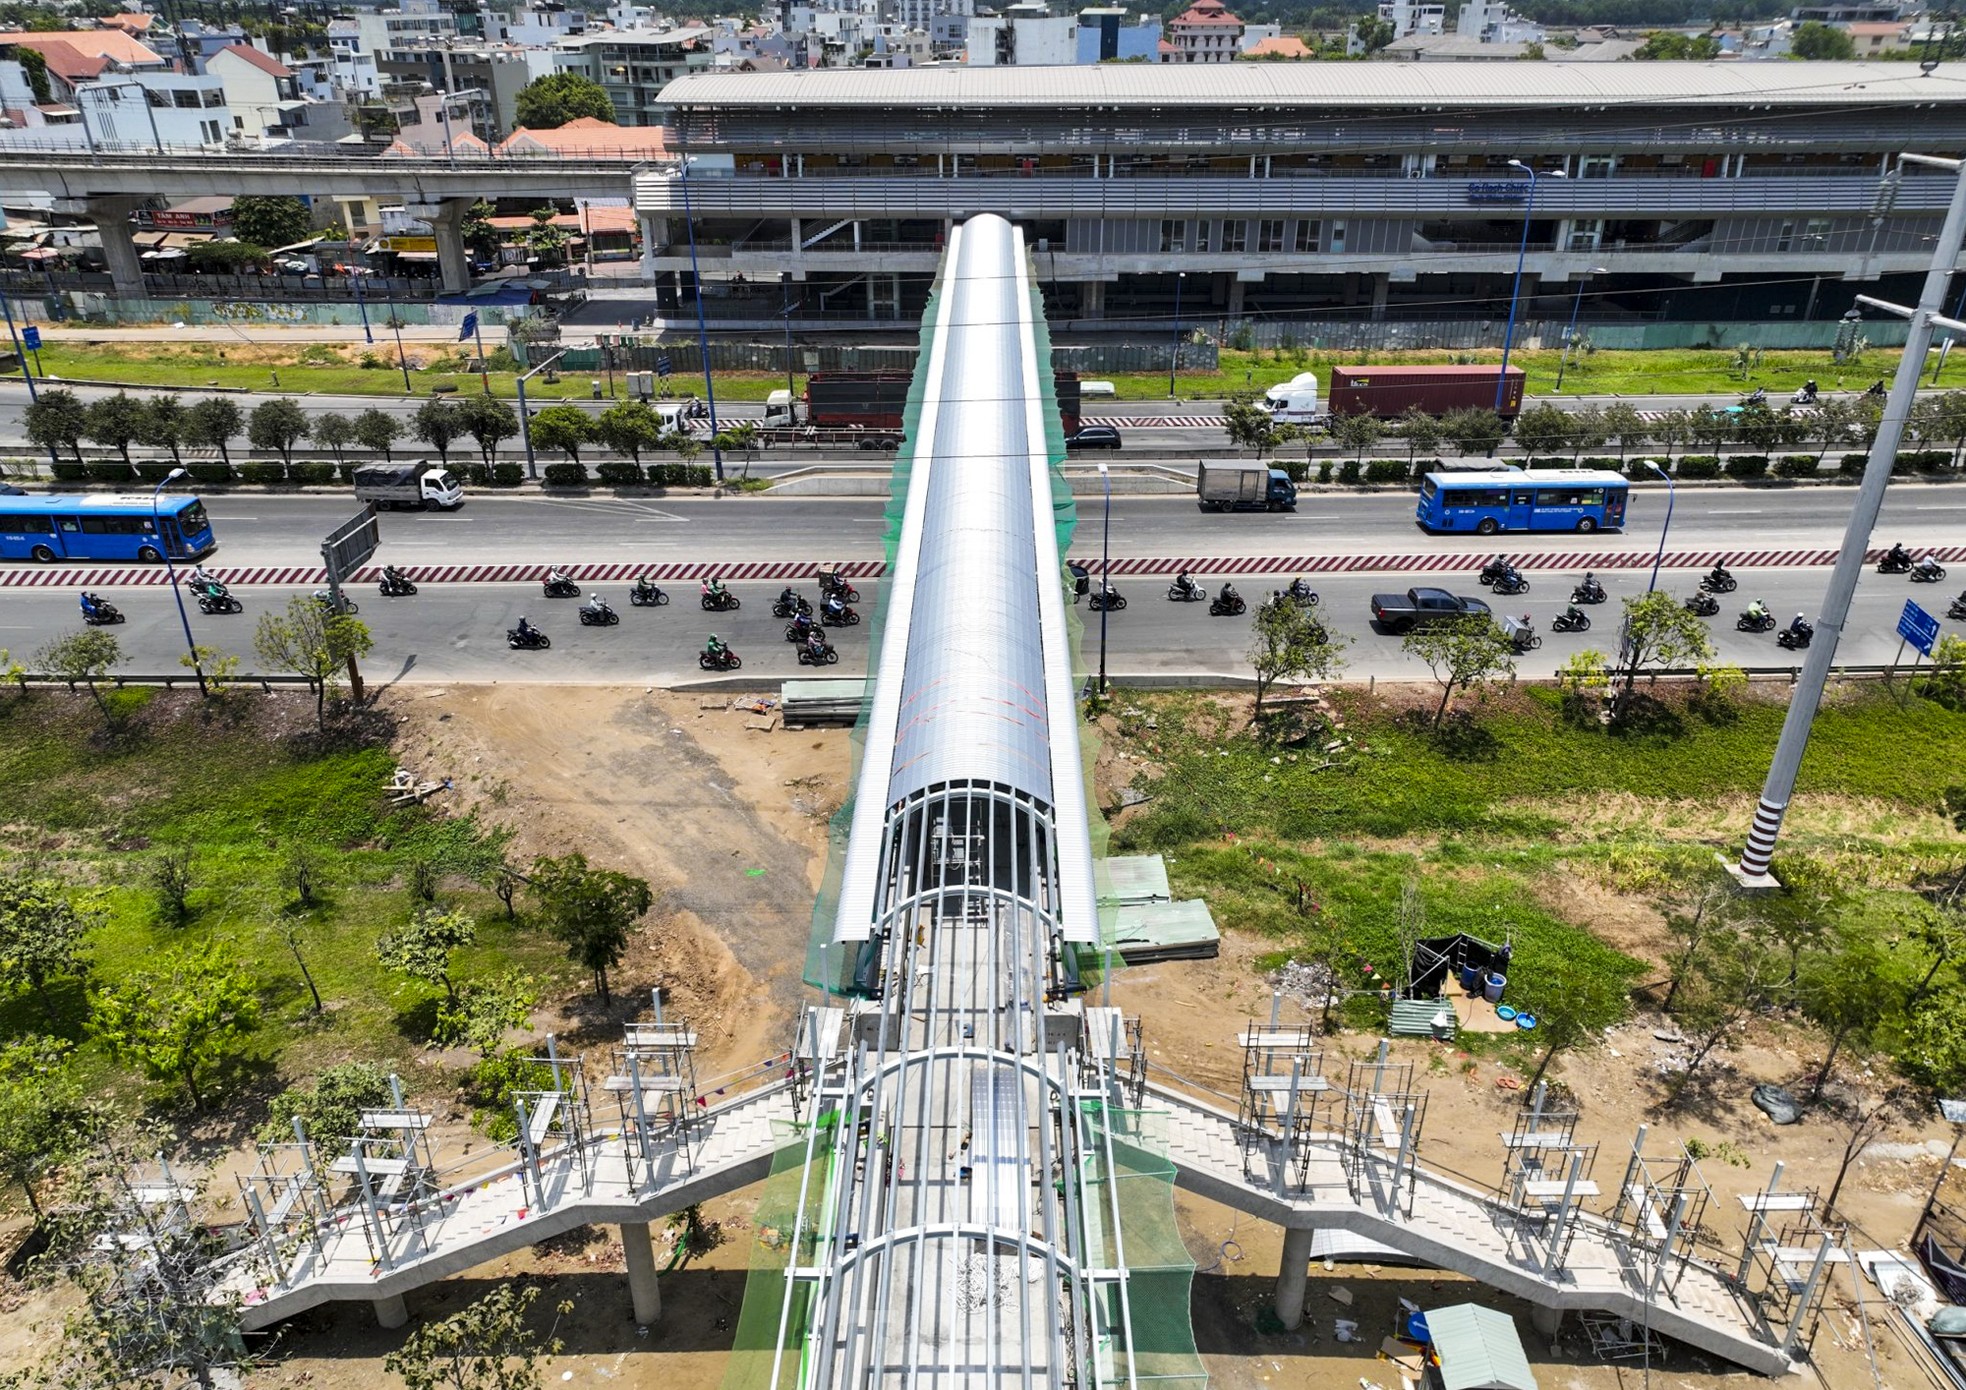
[720, 1114, 837, 1390]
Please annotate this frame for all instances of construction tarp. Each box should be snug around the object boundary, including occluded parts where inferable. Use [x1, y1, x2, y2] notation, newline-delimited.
[1098, 899, 1219, 964]
[1095, 854, 1171, 906]
[1426, 1303, 1538, 1390]
[1409, 933, 1511, 1000]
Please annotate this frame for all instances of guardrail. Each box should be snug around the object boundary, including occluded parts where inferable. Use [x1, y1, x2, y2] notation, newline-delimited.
[13, 673, 317, 692]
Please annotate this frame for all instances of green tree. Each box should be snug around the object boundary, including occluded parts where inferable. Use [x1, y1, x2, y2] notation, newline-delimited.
[1652, 408, 1692, 461]
[24, 386, 87, 465]
[528, 852, 654, 1006]
[1613, 589, 1715, 718]
[148, 845, 195, 928]
[1224, 399, 1282, 458]
[383, 1283, 569, 1390]
[1353, 14, 1394, 51]
[1812, 396, 1856, 464]
[18, 46, 50, 105]
[1791, 19, 1855, 58]
[413, 397, 466, 466]
[137, 393, 187, 465]
[1394, 406, 1443, 463]
[461, 198, 502, 264]
[1600, 402, 1648, 460]
[1798, 928, 1899, 1103]
[91, 939, 259, 1109]
[1439, 407, 1506, 457]
[258, 1060, 392, 1147]
[353, 405, 402, 462]
[247, 398, 310, 466]
[0, 872, 93, 1024]
[0, 1039, 97, 1217]
[530, 404, 595, 465]
[185, 239, 270, 273]
[1903, 990, 1966, 1093]
[229, 195, 312, 250]
[1635, 30, 1721, 58]
[84, 392, 146, 465]
[311, 410, 353, 464]
[436, 971, 538, 1056]
[183, 397, 241, 468]
[1329, 411, 1381, 462]
[34, 629, 122, 728]
[376, 905, 476, 1010]
[1566, 404, 1608, 461]
[1402, 615, 1514, 726]
[513, 71, 615, 129]
[1510, 402, 1573, 458]
[595, 399, 663, 465]
[1920, 633, 1966, 711]
[1523, 951, 1630, 1090]
[252, 594, 374, 729]
[522, 206, 569, 268]
[460, 395, 519, 467]
[713, 419, 762, 476]
[1247, 596, 1348, 722]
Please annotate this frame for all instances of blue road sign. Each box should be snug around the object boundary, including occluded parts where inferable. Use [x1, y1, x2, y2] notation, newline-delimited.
[458, 311, 478, 342]
[21, 326, 40, 350]
[1898, 599, 1941, 657]
[656, 354, 673, 378]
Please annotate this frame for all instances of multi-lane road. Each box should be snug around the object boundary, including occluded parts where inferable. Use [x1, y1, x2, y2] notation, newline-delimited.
[4, 489, 1961, 686]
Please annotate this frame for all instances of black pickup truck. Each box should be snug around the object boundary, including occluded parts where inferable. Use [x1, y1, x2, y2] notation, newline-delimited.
[1369, 586, 1492, 634]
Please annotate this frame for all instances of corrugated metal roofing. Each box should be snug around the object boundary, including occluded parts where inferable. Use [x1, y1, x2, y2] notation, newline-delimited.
[661, 61, 1966, 109]
[1427, 1303, 1539, 1390]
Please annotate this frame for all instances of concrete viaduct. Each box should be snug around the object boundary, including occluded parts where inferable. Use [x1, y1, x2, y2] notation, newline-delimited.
[0, 149, 640, 299]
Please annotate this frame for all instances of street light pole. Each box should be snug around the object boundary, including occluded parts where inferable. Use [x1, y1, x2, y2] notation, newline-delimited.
[1168, 272, 1185, 399]
[1642, 459, 1676, 596]
[780, 270, 797, 406]
[1097, 460, 1112, 696]
[152, 468, 207, 697]
[1553, 266, 1605, 394]
[1495, 161, 1563, 412]
[1733, 153, 1966, 885]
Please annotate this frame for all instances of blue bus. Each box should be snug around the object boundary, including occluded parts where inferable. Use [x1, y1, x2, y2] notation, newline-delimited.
[1416, 469, 1629, 535]
[0, 493, 217, 563]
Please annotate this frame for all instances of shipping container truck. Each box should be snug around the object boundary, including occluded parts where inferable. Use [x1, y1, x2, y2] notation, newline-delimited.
[1196, 461, 1298, 513]
[1260, 371, 1321, 422]
[1327, 365, 1526, 421]
[761, 371, 1084, 447]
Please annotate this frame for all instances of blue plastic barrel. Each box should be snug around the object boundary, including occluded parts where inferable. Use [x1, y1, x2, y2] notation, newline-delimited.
[1483, 972, 1507, 1004]
[1458, 964, 1483, 994]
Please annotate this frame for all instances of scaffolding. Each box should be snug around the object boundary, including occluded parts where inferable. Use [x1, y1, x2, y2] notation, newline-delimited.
[1341, 1041, 1427, 1218]
[327, 1075, 439, 1272]
[1607, 1123, 1714, 1304]
[1736, 1162, 1845, 1359]
[512, 1035, 595, 1212]
[604, 1001, 702, 1186]
[1497, 1082, 1600, 1276]
[235, 1118, 333, 1288]
[1082, 1005, 1145, 1108]
[791, 1000, 847, 1123]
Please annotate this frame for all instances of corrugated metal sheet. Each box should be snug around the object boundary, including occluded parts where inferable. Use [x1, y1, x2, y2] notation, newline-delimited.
[1094, 855, 1171, 906]
[662, 62, 1966, 110]
[1426, 1303, 1539, 1390]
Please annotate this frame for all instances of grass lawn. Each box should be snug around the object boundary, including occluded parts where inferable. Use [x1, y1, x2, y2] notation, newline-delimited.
[0, 690, 574, 1113]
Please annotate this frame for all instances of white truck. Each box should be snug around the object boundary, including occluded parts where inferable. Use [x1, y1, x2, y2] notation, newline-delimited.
[1261, 371, 1321, 423]
[353, 461, 464, 511]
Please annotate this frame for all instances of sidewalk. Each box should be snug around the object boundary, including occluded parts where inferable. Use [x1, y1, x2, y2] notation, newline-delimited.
[36, 323, 476, 345]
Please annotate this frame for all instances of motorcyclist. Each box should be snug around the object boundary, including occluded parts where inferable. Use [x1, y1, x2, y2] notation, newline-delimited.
[1219, 582, 1237, 606]
[1706, 564, 1732, 587]
[634, 574, 658, 597]
[705, 633, 728, 661]
[804, 630, 829, 659]
[586, 591, 611, 616]
[1562, 604, 1587, 626]
[382, 564, 406, 589]
[822, 592, 847, 620]
[1096, 579, 1118, 605]
[1579, 570, 1603, 599]
[516, 615, 538, 642]
[1789, 611, 1812, 636]
[1867, 379, 1887, 397]
[1916, 552, 1943, 578]
[1286, 576, 1313, 601]
[818, 567, 844, 594]
[1887, 542, 1912, 570]
[778, 584, 799, 610]
[790, 609, 814, 638]
[547, 565, 571, 589]
[190, 563, 222, 590]
[79, 591, 100, 621]
[1176, 569, 1198, 598]
[1794, 380, 1818, 403]
[1746, 598, 1769, 625]
[706, 574, 729, 600]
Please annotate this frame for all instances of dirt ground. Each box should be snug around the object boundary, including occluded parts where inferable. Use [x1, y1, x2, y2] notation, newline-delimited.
[6, 683, 1955, 1390]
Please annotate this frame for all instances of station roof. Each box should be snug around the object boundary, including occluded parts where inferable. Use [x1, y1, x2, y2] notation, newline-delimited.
[661, 60, 1966, 109]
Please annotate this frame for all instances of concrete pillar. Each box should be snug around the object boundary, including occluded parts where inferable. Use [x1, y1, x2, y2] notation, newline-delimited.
[1225, 279, 1245, 317]
[1083, 280, 1106, 319]
[1371, 272, 1390, 321]
[83, 195, 146, 301]
[1273, 1226, 1315, 1330]
[1530, 1303, 1561, 1339]
[621, 1221, 662, 1326]
[406, 199, 472, 297]
[639, 214, 662, 283]
[373, 1292, 408, 1329]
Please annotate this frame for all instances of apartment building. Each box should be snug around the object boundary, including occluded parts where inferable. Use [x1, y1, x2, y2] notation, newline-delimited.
[551, 27, 712, 127]
[638, 63, 1966, 325]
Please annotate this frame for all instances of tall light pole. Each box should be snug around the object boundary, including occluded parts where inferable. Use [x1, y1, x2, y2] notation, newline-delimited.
[1733, 153, 1966, 885]
[152, 468, 206, 697]
[1096, 460, 1112, 696]
[1641, 459, 1676, 595]
[1495, 161, 1563, 412]
[1553, 266, 1606, 394]
[780, 270, 797, 407]
[1168, 271, 1186, 399]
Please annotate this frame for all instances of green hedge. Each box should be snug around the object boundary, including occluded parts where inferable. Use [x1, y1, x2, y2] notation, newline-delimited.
[1363, 459, 1410, 484]
[1279, 460, 1309, 482]
[1580, 457, 1622, 470]
[187, 462, 232, 486]
[1525, 456, 1566, 469]
[1897, 449, 1953, 475]
[135, 461, 179, 483]
[1676, 455, 1722, 480]
[492, 463, 524, 488]
[542, 462, 586, 486]
[337, 461, 360, 483]
[1723, 454, 1769, 480]
[1337, 459, 1362, 484]
[1316, 462, 1333, 484]
[238, 460, 286, 485]
[50, 460, 87, 481]
[84, 460, 136, 483]
[595, 461, 643, 485]
[1775, 454, 1821, 479]
[290, 462, 335, 485]
[649, 462, 715, 487]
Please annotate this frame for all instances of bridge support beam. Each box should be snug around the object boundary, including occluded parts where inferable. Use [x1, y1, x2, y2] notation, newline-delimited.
[1530, 1303, 1561, 1340]
[373, 1292, 409, 1329]
[621, 1221, 662, 1326]
[70, 195, 146, 301]
[405, 199, 472, 297]
[1273, 1226, 1315, 1330]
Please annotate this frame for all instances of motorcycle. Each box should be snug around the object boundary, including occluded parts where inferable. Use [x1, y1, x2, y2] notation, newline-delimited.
[820, 603, 861, 628]
[1167, 579, 1205, 603]
[1948, 594, 1966, 620]
[784, 618, 816, 643]
[1776, 623, 1814, 651]
[1684, 592, 1720, 618]
[507, 626, 551, 650]
[772, 592, 813, 619]
[817, 570, 861, 604]
[79, 594, 123, 626]
[1552, 606, 1591, 633]
[1791, 381, 1819, 405]
[1737, 609, 1777, 633]
[1208, 591, 1247, 617]
[1492, 571, 1531, 597]
[699, 647, 742, 671]
[1741, 387, 1768, 407]
[578, 600, 619, 627]
[1877, 553, 1913, 575]
[542, 573, 581, 598]
[1571, 577, 1607, 605]
[629, 579, 669, 607]
[378, 568, 418, 597]
[1478, 555, 1514, 587]
[1508, 623, 1542, 653]
[313, 588, 358, 616]
[1865, 379, 1888, 399]
[1088, 586, 1127, 612]
[700, 583, 741, 612]
[796, 641, 839, 667]
[1284, 581, 1319, 606]
[197, 590, 244, 615]
[1699, 566, 1738, 594]
[1912, 562, 1949, 584]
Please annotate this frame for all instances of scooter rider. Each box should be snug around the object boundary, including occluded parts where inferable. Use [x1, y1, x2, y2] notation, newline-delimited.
[547, 564, 572, 589]
[516, 615, 539, 643]
[585, 591, 611, 616]
[706, 573, 729, 600]
[705, 632, 728, 661]
[1176, 569, 1198, 597]
[1219, 581, 1237, 606]
[1579, 570, 1603, 598]
[790, 609, 814, 638]
[1746, 598, 1770, 626]
[1789, 611, 1812, 637]
[778, 584, 799, 610]
[1287, 576, 1313, 601]
[804, 630, 829, 660]
[822, 591, 847, 620]
[1916, 552, 1944, 578]
[1887, 542, 1912, 570]
[79, 591, 101, 621]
